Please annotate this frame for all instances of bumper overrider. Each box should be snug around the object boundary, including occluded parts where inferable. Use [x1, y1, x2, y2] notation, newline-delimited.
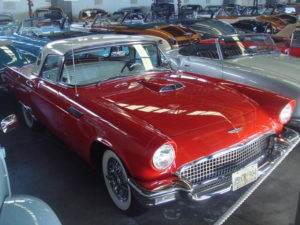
[128, 127, 300, 208]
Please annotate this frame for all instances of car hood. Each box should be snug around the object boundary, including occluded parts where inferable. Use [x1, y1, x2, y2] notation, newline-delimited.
[225, 54, 300, 82]
[91, 72, 273, 138]
[224, 54, 300, 118]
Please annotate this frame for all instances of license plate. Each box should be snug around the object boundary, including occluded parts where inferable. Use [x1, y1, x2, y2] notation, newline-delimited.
[232, 164, 258, 191]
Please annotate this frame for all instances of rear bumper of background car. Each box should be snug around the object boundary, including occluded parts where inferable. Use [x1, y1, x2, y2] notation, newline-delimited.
[128, 127, 300, 207]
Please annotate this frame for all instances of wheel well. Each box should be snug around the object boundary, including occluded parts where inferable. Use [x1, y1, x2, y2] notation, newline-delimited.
[90, 141, 132, 177]
[90, 141, 109, 172]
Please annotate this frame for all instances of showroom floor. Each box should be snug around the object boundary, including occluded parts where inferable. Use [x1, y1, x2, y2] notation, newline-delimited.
[0, 91, 299, 225]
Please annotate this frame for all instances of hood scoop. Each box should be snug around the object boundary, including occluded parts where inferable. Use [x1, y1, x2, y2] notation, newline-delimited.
[160, 83, 184, 93]
[139, 77, 184, 93]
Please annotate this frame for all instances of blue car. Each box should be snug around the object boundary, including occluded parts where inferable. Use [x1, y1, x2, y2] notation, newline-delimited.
[3, 17, 91, 56]
[0, 17, 92, 83]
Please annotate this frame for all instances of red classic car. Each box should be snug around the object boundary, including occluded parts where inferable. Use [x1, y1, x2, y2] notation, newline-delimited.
[273, 22, 300, 58]
[4, 34, 299, 216]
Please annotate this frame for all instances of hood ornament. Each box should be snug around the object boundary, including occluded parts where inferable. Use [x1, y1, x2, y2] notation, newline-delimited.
[228, 127, 243, 134]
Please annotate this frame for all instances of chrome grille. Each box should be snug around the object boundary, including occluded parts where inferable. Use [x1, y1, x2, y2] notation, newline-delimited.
[178, 134, 273, 185]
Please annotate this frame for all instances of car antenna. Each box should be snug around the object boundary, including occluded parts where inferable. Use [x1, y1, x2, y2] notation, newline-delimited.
[71, 39, 79, 98]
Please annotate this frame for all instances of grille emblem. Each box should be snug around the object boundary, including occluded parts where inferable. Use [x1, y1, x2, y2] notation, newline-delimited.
[228, 127, 243, 134]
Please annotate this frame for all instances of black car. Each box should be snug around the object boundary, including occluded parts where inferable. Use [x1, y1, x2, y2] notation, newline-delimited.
[232, 19, 275, 34]
[151, 2, 175, 19]
[179, 4, 203, 19]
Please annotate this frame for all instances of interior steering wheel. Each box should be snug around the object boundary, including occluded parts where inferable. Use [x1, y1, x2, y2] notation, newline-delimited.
[121, 60, 141, 73]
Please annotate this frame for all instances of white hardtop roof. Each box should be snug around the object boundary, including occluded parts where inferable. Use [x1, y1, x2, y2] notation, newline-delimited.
[43, 34, 155, 56]
[32, 34, 155, 75]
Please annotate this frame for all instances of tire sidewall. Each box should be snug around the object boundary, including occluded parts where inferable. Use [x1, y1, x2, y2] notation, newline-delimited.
[102, 150, 132, 211]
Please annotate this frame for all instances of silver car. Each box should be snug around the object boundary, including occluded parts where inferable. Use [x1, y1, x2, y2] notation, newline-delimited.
[167, 34, 300, 126]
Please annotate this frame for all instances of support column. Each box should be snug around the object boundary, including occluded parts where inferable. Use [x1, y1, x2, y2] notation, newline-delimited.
[51, 0, 73, 22]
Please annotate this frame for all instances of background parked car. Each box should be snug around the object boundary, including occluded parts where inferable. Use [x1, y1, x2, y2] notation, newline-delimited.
[167, 34, 300, 126]
[179, 4, 203, 19]
[35, 7, 69, 27]
[0, 17, 90, 56]
[273, 22, 300, 57]
[198, 5, 222, 18]
[232, 19, 275, 33]
[91, 21, 202, 51]
[0, 13, 17, 36]
[178, 18, 238, 39]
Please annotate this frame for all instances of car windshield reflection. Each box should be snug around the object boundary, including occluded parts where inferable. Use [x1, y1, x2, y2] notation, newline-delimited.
[220, 35, 279, 59]
[61, 43, 171, 86]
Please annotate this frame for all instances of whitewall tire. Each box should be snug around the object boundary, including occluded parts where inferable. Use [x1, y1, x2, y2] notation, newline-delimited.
[102, 150, 132, 211]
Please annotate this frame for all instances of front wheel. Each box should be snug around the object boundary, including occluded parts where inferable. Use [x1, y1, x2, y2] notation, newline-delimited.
[102, 150, 145, 215]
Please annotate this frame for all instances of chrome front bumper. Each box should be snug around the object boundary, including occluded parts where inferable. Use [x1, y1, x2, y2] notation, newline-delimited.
[128, 127, 300, 209]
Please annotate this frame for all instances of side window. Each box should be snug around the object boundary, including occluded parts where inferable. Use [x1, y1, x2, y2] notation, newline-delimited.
[40, 55, 63, 83]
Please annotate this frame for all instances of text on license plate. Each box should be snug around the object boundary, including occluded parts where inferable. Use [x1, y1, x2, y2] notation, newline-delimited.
[232, 164, 258, 191]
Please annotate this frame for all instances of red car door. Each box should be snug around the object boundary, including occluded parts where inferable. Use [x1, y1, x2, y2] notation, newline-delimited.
[27, 55, 65, 136]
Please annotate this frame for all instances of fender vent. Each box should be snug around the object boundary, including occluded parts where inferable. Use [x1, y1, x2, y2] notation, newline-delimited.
[159, 83, 184, 93]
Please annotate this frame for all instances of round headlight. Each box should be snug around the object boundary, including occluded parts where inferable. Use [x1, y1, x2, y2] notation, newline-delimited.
[152, 144, 175, 170]
[280, 103, 292, 124]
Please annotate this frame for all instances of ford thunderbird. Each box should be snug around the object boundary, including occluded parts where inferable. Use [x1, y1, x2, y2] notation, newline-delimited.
[167, 34, 300, 127]
[4, 34, 300, 215]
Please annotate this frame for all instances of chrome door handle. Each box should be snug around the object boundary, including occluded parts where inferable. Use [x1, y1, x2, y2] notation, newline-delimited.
[26, 80, 36, 88]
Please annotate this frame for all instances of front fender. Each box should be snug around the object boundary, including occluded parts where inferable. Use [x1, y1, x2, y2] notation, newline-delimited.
[0, 195, 61, 225]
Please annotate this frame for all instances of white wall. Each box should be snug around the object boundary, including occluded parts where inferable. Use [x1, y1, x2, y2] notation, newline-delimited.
[0, 0, 51, 21]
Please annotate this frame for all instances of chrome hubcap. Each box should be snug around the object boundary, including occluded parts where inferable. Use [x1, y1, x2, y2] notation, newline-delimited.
[106, 158, 129, 202]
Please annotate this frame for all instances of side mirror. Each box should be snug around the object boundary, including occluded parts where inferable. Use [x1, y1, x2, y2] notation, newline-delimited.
[1, 114, 18, 134]
[168, 57, 179, 70]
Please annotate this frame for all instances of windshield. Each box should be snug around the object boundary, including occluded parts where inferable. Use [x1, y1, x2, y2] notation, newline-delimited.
[36, 10, 63, 19]
[81, 10, 106, 19]
[219, 35, 278, 59]
[19, 18, 65, 36]
[61, 43, 171, 86]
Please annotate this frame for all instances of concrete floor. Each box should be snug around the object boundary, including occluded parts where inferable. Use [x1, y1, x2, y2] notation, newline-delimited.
[0, 92, 299, 225]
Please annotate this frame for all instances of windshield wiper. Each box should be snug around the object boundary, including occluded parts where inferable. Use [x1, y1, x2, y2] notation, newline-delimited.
[97, 74, 133, 86]
[142, 68, 173, 73]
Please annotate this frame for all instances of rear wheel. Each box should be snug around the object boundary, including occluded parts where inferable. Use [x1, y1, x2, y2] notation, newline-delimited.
[102, 149, 145, 215]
